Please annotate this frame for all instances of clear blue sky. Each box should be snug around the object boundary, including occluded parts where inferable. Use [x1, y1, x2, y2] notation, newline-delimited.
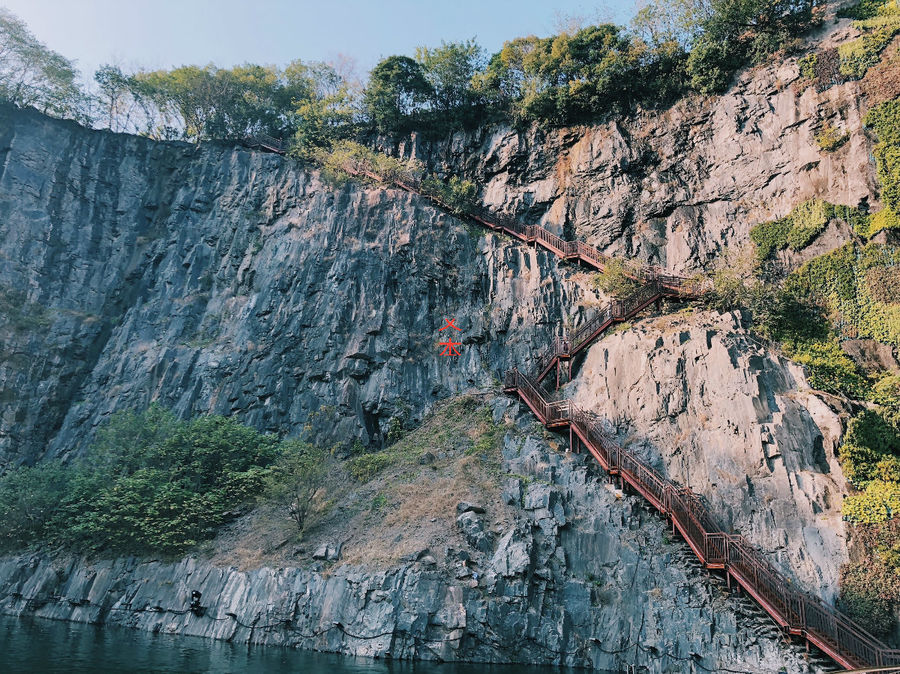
[4, 0, 637, 79]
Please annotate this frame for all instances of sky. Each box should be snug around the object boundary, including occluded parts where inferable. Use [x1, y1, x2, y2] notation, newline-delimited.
[3, 0, 638, 80]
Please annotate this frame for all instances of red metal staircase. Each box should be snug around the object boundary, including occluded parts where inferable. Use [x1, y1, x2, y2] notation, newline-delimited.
[264, 148, 900, 671]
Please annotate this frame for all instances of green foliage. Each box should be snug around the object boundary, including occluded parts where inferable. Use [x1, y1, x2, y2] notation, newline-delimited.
[0, 405, 287, 555]
[840, 409, 900, 487]
[844, 480, 900, 523]
[686, 34, 741, 93]
[840, 554, 898, 636]
[815, 123, 849, 152]
[839, 26, 900, 79]
[787, 242, 900, 347]
[312, 139, 423, 185]
[263, 440, 329, 531]
[749, 199, 848, 259]
[420, 174, 478, 215]
[799, 52, 818, 79]
[783, 337, 869, 396]
[347, 451, 394, 482]
[838, 0, 899, 20]
[591, 259, 641, 298]
[364, 55, 432, 135]
[0, 8, 87, 122]
[415, 39, 486, 124]
[859, 208, 900, 238]
[865, 98, 900, 235]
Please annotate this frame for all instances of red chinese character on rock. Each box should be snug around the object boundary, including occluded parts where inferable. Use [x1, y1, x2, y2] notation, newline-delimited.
[439, 336, 462, 357]
[438, 317, 462, 356]
[439, 318, 461, 332]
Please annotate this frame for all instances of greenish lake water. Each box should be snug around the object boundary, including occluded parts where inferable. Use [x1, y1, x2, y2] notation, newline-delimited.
[0, 615, 580, 673]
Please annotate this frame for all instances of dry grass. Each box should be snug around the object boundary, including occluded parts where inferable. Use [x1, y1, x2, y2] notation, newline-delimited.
[205, 394, 516, 571]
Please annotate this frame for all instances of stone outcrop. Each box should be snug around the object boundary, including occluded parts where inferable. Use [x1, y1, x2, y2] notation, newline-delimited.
[400, 41, 877, 274]
[569, 310, 850, 601]
[0, 418, 836, 671]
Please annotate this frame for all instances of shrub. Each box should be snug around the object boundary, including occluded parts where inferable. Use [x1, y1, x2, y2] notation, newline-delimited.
[843, 480, 900, 523]
[420, 174, 478, 215]
[346, 452, 393, 481]
[787, 242, 900, 347]
[839, 559, 898, 635]
[312, 140, 423, 186]
[839, 409, 900, 486]
[0, 406, 288, 555]
[799, 52, 818, 79]
[785, 338, 869, 396]
[860, 208, 900, 238]
[839, 25, 900, 79]
[750, 199, 840, 259]
[815, 123, 849, 151]
[263, 440, 329, 531]
[592, 259, 641, 298]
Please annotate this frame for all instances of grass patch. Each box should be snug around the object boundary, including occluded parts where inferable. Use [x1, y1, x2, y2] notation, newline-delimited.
[749, 199, 865, 260]
[347, 396, 503, 483]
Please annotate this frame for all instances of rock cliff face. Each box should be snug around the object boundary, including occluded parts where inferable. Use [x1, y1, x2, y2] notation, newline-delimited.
[0, 37, 870, 667]
[400, 39, 877, 274]
[0, 106, 583, 466]
[569, 310, 851, 602]
[0, 418, 836, 672]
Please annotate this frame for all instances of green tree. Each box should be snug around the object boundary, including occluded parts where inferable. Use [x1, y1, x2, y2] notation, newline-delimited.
[0, 8, 86, 121]
[416, 39, 486, 115]
[264, 440, 329, 531]
[364, 55, 432, 134]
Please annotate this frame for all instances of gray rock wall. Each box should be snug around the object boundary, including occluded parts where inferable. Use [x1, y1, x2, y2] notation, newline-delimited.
[0, 421, 836, 672]
[569, 311, 850, 601]
[0, 106, 583, 466]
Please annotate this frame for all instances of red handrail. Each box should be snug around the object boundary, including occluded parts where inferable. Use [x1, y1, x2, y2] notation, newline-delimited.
[506, 370, 900, 669]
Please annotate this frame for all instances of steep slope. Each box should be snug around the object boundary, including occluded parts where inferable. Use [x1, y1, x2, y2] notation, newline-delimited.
[403, 24, 882, 273]
[0, 106, 583, 467]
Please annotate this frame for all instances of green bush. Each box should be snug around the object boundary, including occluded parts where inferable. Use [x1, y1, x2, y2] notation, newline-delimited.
[787, 242, 900, 347]
[346, 452, 393, 481]
[839, 559, 898, 635]
[750, 199, 852, 260]
[799, 52, 818, 79]
[0, 405, 290, 555]
[815, 124, 849, 152]
[263, 440, 329, 531]
[844, 480, 900, 523]
[839, 25, 900, 79]
[312, 140, 423, 186]
[859, 208, 900, 238]
[420, 174, 478, 215]
[591, 259, 641, 298]
[840, 409, 900, 487]
[784, 338, 869, 396]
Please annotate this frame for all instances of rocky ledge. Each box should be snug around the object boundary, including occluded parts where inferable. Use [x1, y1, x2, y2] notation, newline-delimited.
[0, 413, 836, 672]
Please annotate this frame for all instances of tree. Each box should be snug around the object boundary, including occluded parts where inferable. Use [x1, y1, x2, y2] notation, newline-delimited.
[415, 39, 486, 114]
[364, 55, 431, 134]
[287, 60, 358, 157]
[0, 8, 86, 121]
[264, 440, 329, 531]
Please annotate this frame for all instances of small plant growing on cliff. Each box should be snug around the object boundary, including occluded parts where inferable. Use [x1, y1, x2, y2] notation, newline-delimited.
[815, 123, 849, 152]
[420, 174, 478, 216]
[591, 259, 640, 298]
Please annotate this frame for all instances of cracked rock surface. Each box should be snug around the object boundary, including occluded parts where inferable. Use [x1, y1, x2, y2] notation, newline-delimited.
[0, 419, 837, 671]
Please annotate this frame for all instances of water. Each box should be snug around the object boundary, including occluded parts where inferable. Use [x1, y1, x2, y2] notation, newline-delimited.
[0, 615, 573, 673]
